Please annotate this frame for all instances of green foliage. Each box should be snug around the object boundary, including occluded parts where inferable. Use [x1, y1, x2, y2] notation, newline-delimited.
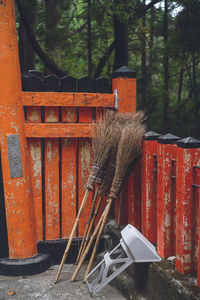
[16, 0, 200, 138]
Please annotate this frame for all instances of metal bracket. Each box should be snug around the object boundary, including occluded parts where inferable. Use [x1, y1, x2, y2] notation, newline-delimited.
[114, 89, 118, 111]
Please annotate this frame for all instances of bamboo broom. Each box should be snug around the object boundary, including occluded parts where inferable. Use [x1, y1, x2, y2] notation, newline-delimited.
[76, 159, 116, 264]
[75, 186, 100, 264]
[75, 111, 137, 265]
[79, 111, 146, 264]
[55, 110, 122, 283]
[75, 113, 126, 264]
[77, 112, 144, 254]
[71, 114, 146, 282]
[83, 120, 146, 281]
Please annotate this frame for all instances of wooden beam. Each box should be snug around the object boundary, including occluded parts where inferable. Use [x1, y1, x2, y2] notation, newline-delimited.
[22, 92, 115, 107]
[25, 123, 96, 138]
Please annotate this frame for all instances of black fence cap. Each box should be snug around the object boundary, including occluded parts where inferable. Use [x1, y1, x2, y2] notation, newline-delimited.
[158, 133, 180, 144]
[112, 66, 136, 79]
[144, 131, 161, 140]
[177, 136, 200, 148]
[28, 70, 43, 77]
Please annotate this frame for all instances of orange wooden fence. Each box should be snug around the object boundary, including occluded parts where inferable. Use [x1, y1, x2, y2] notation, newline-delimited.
[0, 1, 138, 267]
[22, 71, 137, 243]
[2, 1, 200, 289]
[141, 133, 200, 286]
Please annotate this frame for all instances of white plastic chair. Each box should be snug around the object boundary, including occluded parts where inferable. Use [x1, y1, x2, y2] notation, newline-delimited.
[86, 224, 161, 296]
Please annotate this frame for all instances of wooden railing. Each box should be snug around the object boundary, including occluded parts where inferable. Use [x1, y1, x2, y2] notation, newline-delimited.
[20, 69, 137, 244]
[141, 132, 200, 286]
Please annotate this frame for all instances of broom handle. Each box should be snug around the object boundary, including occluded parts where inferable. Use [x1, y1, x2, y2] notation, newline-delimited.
[70, 203, 108, 282]
[54, 188, 90, 283]
[75, 186, 100, 264]
[78, 193, 104, 262]
[83, 197, 112, 282]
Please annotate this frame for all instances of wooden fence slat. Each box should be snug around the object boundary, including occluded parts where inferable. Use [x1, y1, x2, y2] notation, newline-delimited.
[78, 78, 93, 237]
[78, 137, 92, 237]
[26, 73, 43, 242]
[127, 160, 141, 230]
[61, 77, 77, 238]
[44, 104, 60, 240]
[22, 92, 115, 107]
[27, 107, 43, 241]
[61, 138, 77, 238]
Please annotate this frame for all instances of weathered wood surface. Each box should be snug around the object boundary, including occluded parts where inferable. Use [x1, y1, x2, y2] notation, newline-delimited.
[44, 107, 60, 240]
[22, 92, 115, 108]
[61, 104, 77, 238]
[27, 107, 43, 241]
[78, 90, 93, 236]
[25, 123, 96, 138]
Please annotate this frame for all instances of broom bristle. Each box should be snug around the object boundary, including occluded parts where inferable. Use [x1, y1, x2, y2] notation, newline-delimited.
[86, 110, 121, 190]
[109, 121, 146, 199]
[86, 110, 146, 191]
[98, 158, 116, 197]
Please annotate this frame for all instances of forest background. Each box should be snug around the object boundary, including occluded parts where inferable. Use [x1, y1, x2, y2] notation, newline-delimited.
[15, 0, 200, 138]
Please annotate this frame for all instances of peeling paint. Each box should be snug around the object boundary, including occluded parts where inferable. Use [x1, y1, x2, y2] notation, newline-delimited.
[28, 109, 40, 122]
[80, 140, 91, 185]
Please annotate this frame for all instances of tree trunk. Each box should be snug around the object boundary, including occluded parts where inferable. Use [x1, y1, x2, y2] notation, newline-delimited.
[94, 42, 115, 78]
[16, 0, 67, 77]
[163, 0, 169, 133]
[148, 5, 155, 87]
[141, 0, 147, 110]
[87, 0, 93, 77]
[113, 0, 128, 70]
[178, 65, 184, 104]
[45, 0, 61, 74]
[18, 0, 37, 73]
[192, 55, 200, 136]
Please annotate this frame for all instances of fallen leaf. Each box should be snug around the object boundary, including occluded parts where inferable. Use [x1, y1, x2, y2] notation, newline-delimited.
[7, 291, 16, 296]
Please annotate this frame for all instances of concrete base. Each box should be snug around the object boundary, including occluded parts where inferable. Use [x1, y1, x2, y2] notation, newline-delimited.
[0, 254, 51, 276]
[0, 264, 125, 300]
[103, 220, 200, 300]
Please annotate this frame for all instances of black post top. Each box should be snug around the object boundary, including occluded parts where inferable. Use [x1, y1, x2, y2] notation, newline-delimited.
[28, 70, 43, 78]
[112, 66, 136, 79]
[158, 133, 180, 144]
[143, 131, 161, 141]
[177, 136, 200, 148]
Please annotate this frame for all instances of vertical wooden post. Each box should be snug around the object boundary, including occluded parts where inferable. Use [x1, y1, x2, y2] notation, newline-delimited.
[78, 77, 93, 236]
[60, 76, 77, 238]
[26, 72, 43, 242]
[0, 1, 37, 259]
[197, 165, 200, 286]
[112, 65, 136, 113]
[157, 134, 180, 258]
[141, 131, 160, 244]
[176, 137, 200, 274]
[127, 158, 142, 230]
[112, 66, 137, 223]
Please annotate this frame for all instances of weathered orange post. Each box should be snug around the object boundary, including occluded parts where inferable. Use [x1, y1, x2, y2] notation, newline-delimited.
[156, 133, 179, 258]
[112, 66, 137, 224]
[176, 137, 200, 274]
[141, 131, 160, 244]
[0, 0, 50, 275]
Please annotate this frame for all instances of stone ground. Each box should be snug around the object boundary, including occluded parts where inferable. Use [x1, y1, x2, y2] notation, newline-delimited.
[0, 264, 126, 300]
